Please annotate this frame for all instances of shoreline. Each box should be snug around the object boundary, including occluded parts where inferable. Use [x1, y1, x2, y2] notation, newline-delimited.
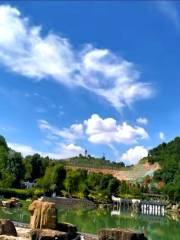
[0, 227, 99, 240]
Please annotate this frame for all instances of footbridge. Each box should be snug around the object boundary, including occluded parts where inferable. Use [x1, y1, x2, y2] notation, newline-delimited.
[111, 196, 166, 216]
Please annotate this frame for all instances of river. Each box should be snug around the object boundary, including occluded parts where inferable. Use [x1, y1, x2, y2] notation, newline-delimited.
[0, 206, 179, 240]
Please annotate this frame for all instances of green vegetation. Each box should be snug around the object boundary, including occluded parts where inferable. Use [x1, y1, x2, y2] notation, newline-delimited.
[0, 134, 143, 202]
[0, 134, 179, 202]
[148, 137, 180, 201]
[37, 165, 141, 202]
[0, 135, 24, 188]
[0, 187, 44, 199]
[62, 155, 125, 169]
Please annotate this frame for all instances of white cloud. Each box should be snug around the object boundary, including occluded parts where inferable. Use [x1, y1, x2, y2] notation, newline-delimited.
[50, 143, 84, 159]
[159, 131, 165, 141]
[0, 5, 75, 81]
[38, 114, 149, 146]
[136, 117, 148, 125]
[8, 142, 84, 159]
[8, 142, 37, 156]
[155, 1, 180, 28]
[0, 5, 153, 110]
[79, 47, 152, 109]
[120, 146, 148, 166]
[84, 114, 149, 144]
[38, 119, 83, 142]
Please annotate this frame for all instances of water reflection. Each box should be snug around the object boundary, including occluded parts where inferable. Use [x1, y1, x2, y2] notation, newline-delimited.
[141, 205, 165, 216]
[0, 205, 179, 240]
[57, 207, 180, 240]
[111, 209, 121, 216]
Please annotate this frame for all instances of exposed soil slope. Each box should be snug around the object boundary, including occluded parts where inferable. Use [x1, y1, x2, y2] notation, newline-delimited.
[67, 162, 160, 182]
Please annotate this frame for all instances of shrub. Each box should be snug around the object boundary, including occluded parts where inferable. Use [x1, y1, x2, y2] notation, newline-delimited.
[0, 187, 44, 199]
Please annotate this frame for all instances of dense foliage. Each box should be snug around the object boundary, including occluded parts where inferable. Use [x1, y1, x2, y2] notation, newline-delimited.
[0, 136, 24, 188]
[0, 135, 142, 201]
[36, 165, 142, 201]
[0, 134, 179, 202]
[148, 137, 180, 201]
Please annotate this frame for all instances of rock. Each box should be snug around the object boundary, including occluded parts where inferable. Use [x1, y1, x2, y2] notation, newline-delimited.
[0, 235, 26, 240]
[98, 228, 148, 240]
[29, 200, 57, 229]
[81, 233, 98, 240]
[2, 201, 11, 208]
[30, 229, 68, 240]
[0, 220, 17, 237]
[0, 236, 17, 240]
[172, 205, 178, 211]
[57, 222, 77, 239]
[16, 227, 32, 239]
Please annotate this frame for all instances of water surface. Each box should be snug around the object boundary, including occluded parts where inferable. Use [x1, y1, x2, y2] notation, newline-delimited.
[0, 206, 179, 240]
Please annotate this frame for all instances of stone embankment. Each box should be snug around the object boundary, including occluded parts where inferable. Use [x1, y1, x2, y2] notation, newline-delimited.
[39, 196, 96, 208]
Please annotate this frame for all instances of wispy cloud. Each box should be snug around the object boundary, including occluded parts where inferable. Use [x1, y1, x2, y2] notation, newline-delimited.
[8, 142, 84, 159]
[155, 1, 180, 28]
[36, 107, 46, 114]
[159, 131, 165, 141]
[9, 113, 150, 160]
[136, 117, 148, 125]
[38, 119, 83, 142]
[0, 5, 153, 110]
[38, 114, 149, 145]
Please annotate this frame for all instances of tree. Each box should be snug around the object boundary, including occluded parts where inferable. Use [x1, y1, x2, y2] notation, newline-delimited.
[7, 150, 24, 187]
[0, 135, 8, 149]
[64, 169, 87, 196]
[51, 164, 66, 193]
[0, 149, 24, 188]
[107, 178, 119, 196]
[37, 164, 66, 195]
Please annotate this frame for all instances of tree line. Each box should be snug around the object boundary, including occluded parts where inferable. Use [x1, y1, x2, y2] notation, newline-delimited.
[0, 135, 144, 201]
[0, 134, 179, 202]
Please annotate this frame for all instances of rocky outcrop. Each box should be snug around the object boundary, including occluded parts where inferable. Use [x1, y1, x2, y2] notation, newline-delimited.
[99, 228, 148, 240]
[28, 200, 57, 229]
[0, 220, 17, 237]
[30, 229, 68, 240]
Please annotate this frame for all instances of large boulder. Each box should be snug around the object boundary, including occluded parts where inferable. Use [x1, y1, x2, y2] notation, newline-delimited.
[0, 219, 17, 237]
[99, 228, 148, 240]
[29, 200, 57, 229]
[30, 229, 68, 240]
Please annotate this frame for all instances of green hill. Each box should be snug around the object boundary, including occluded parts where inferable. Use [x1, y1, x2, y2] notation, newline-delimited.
[147, 137, 180, 201]
[62, 155, 125, 169]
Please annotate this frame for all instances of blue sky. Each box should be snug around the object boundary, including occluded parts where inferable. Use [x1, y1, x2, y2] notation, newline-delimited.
[0, 1, 180, 165]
